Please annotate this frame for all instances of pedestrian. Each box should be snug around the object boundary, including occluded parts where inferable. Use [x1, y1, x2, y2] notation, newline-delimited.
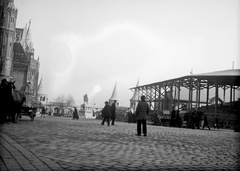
[135, 95, 150, 136]
[111, 100, 117, 125]
[202, 114, 211, 130]
[101, 101, 111, 126]
[72, 107, 79, 120]
[41, 107, 46, 117]
[191, 110, 197, 129]
[176, 110, 181, 128]
[196, 108, 203, 129]
[214, 115, 219, 129]
[128, 109, 133, 123]
[169, 110, 176, 127]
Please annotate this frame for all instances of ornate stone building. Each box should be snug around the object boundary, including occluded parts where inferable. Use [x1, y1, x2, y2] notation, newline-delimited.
[0, 0, 41, 107]
[11, 20, 40, 106]
[0, 0, 18, 80]
[12, 20, 40, 93]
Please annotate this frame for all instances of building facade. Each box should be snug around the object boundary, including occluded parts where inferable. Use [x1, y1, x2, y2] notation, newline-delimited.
[0, 0, 18, 80]
[12, 21, 40, 95]
[0, 0, 41, 107]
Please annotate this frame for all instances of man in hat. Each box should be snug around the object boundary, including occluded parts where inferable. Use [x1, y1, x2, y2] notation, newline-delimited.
[111, 100, 117, 125]
[101, 101, 111, 126]
[135, 95, 150, 136]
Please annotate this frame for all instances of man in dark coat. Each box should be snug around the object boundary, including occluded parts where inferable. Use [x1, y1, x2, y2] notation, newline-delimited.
[135, 95, 150, 136]
[101, 101, 111, 126]
[111, 100, 117, 125]
[202, 114, 211, 130]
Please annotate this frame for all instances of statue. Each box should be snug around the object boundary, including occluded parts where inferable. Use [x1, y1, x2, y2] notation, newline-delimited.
[83, 94, 88, 105]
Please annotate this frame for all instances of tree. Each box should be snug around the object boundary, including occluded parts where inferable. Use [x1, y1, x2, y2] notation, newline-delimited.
[55, 94, 66, 109]
[66, 94, 75, 107]
[55, 94, 75, 109]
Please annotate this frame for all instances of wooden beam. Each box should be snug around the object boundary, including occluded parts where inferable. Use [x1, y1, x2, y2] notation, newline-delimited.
[230, 85, 232, 111]
[206, 82, 209, 109]
[177, 81, 181, 111]
[215, 81, 218, 115]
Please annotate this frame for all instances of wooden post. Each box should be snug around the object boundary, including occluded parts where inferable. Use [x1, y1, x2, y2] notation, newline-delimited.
[188, 78, 192, 110]
[170, 84, 173, 111]
[215, 81, 218, 115]
[233, 86, 235, 102]
[177, 81, 180, 111]
[190, 82, 193, 110]
[198, 86, 201, 108]
[223, 85, 226, 105]
[230, 85, 232, 111]
[174, 81, 177, 110]
[206, 82, 209, 110]
[154, 85, 157, 111]
[158, 84, 161, 113]
[163, 86, 166, 110]
[195, 79, 199, 110]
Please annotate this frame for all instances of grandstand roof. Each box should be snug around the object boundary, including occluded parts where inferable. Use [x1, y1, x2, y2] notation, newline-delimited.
[131, 69, 240, 89]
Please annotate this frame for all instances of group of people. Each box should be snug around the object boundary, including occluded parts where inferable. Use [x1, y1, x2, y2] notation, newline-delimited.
[183, 109, 215, 130]
[39, 107, 53, 117]
[169, 108, 221, 131]
[101, 96, 150, 137]
[101, 100, 117, 126]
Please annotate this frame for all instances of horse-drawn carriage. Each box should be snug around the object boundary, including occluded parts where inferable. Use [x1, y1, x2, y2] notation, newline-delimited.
[0, 78, 42, 123]
[18, 96, 42, 121]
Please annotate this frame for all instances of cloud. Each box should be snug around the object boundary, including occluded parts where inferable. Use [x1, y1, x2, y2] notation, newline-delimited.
[88, 85, 102, 101]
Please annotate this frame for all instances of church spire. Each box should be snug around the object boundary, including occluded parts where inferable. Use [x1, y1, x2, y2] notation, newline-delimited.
[130, 78, 139, 101]
[130, 79, 139, 112]
[25, 19, 33, 53]
[109, 82, 120, 106]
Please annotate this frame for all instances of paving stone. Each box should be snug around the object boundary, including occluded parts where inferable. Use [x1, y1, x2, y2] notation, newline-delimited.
[1, 117, 240, 170]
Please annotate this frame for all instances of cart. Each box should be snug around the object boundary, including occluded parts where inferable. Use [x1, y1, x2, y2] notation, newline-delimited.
[18, 95, 42, 121]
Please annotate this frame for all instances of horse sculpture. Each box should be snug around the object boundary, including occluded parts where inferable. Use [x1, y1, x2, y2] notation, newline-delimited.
[0, 79, 26, 123]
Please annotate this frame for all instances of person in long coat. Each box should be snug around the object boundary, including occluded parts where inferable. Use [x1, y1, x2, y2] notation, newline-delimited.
[135, 95, 150, 136]
[101, 101, 111, 126]
[72, 107, 79, 120]
[202, 114, 211, 130]
[111, 100, 117, 125]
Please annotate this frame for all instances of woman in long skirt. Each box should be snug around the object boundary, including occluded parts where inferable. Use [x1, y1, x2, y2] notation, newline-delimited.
[72, 107, 79, 120]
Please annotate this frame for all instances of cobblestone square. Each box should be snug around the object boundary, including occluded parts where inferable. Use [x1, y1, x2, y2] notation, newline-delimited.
[1, 116, 240, 170]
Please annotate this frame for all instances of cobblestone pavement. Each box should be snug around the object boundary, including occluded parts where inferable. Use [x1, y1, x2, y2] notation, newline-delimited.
[0, 116, 240, 171]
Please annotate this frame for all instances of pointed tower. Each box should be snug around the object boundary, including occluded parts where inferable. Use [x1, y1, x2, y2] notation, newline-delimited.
[25, 20, 34, 54]
[130, 79, 139, 112]
[109, 82, 120, 106]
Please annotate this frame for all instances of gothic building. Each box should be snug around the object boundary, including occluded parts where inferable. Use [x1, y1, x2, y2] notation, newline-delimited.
[0, 0, 17, 80]
[0, 0, 41, 107]
[12, 20, 40, 95]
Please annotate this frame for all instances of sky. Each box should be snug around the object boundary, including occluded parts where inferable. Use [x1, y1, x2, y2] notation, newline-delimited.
[14, 0, 240, 107]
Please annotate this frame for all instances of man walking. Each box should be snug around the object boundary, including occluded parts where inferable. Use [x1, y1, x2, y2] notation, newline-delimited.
[101, 101, 111, 126]
[202, 114, 211, 130]
[111, 100, 117, 125]
[135, 95, 150, 136]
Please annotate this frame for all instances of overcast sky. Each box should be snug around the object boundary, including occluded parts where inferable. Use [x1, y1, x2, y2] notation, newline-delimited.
[14, 0, 240, 107]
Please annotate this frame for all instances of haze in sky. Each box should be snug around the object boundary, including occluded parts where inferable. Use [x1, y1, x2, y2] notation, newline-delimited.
[14, 0, 240, 107]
